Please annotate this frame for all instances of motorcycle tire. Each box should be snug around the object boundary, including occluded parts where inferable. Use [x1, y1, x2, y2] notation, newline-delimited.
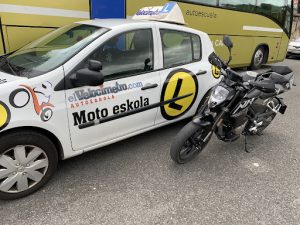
[170, 122, 211, 164]
[256, 113, 276, 135]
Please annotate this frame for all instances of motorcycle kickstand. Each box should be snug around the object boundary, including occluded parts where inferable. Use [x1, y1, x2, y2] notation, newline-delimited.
[243, 133, 252, 153]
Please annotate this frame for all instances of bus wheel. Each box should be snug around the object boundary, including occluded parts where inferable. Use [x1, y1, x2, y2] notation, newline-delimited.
[250, 46, 267, 70]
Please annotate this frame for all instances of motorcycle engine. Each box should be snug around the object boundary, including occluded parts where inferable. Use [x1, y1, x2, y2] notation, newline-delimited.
[220, 108, 249, 142]
[231, 107, 249, 133]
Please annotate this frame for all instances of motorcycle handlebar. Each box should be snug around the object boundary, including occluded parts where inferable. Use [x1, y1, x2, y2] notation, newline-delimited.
[248, 80, 276, 93]
[208, 52, 227, 70]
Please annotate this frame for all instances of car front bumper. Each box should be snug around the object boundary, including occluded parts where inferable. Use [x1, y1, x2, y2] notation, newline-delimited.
[287, 48, 300, 55]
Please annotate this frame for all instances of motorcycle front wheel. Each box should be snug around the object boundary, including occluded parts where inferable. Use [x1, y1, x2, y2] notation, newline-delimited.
[170, 122, 212, 164]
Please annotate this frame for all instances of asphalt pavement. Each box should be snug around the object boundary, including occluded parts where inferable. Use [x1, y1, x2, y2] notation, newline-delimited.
[1, 59, 300, 225]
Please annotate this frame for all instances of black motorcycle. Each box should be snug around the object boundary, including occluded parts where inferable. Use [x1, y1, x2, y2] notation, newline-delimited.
[170, 36, 295, 164]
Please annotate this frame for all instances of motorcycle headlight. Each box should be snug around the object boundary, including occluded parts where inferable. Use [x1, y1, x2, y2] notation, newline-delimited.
[209, 85, 230, 107]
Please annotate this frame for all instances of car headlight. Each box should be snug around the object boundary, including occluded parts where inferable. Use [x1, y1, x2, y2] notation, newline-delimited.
[288, 45, 295, 50]
[208, 85, 229, 107]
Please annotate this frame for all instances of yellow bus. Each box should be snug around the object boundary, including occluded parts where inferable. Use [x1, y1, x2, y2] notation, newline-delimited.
[0, 0, 294, 69]
[126, 0, 293, 69]
[0, 0, 90, 55]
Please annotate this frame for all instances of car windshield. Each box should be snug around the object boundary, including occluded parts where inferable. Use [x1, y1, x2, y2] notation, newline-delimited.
[0, 23, 108, 78]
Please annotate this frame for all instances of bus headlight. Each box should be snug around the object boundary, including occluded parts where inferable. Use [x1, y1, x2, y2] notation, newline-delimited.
[208, 86, 229, 107]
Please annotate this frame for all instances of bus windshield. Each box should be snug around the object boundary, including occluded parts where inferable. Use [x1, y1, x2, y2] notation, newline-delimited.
[0, 24, 108, 78]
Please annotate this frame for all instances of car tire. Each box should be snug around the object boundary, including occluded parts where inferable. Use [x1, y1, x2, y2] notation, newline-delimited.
[286, 54, 292, 59]
[0, 131, 58, 200]
[250, 46, 267, 70]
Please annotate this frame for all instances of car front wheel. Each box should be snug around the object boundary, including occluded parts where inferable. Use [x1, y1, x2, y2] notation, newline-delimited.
[0, 131, 58, 200]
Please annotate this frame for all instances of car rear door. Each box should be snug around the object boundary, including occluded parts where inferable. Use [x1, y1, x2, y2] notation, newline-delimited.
[154, 24, 217, 125]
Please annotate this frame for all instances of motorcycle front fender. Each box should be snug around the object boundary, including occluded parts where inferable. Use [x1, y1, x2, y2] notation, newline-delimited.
[193, 115, 214, 127]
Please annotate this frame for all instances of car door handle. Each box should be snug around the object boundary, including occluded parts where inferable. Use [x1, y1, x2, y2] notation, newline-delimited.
[196, 70, 207, 76]
[141, 83, 158, 90]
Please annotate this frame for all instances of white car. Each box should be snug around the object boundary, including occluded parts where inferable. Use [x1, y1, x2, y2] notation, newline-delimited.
[0, 18, 220, 199]
[287, 38, 300, 57]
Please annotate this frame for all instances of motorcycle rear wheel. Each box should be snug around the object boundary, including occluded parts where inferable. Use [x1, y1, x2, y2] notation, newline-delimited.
[256, 113, 276, 135]
[170, 122, 211, 164]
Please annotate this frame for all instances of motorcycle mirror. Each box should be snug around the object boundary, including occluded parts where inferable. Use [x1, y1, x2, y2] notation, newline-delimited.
[223, 35, 233, 65]
[223, 35, 233, 50]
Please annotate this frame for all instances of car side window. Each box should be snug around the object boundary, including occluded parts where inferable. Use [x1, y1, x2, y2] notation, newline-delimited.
[160, 29, 201, 68]
[192, 34, 201, 60]
[81, 29, 154, 79]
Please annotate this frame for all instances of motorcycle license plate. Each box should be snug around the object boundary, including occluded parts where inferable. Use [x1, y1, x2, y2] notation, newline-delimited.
[279, 105, 287, 114]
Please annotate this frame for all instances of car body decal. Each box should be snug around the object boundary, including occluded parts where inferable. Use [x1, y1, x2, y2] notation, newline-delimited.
[160, 69, 198, 120]
[212, 65, 221, 79]
[0, 101, 11, 131]
[9, 81, 54, 122]
[77, 93, 192, 129]
[72, 69, 197, 129]
[0, 79, 7, 84]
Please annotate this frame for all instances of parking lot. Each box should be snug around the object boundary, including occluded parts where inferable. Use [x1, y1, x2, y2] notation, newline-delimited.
[0, 58, 299, 225]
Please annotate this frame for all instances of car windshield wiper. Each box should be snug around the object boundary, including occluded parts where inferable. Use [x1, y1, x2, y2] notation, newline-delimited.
[0, 55, 18, 76]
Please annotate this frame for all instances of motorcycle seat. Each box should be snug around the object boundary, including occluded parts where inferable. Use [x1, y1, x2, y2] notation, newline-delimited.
[270, 72, 293, 85]
[270, 65, 292, 75]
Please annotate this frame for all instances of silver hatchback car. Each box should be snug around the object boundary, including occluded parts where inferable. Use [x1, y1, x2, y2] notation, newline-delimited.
[287, 38, 300, 57]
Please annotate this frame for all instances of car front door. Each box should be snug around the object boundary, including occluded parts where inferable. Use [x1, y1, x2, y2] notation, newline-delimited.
[65, 28, 161, 151]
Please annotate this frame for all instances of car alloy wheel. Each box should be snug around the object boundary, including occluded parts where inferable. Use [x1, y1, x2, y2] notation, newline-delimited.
[0, 145, 49, 193]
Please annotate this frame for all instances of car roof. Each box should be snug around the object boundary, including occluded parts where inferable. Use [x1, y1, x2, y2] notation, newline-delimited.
[77, 18, 183, 29]
[77, 19, 155, 29]
[76, 18, 208, 38]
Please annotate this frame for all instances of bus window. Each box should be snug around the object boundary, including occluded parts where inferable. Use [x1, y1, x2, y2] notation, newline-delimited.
[219, 0, 256, 12]
[284, 0, 293, 35]
[184, 0, 217, 6]
[256, 0, 285, 25]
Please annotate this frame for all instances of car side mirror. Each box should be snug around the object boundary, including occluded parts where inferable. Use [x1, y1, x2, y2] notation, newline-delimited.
[88, 60, 102, 72]
[70, 60, 104, 87]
